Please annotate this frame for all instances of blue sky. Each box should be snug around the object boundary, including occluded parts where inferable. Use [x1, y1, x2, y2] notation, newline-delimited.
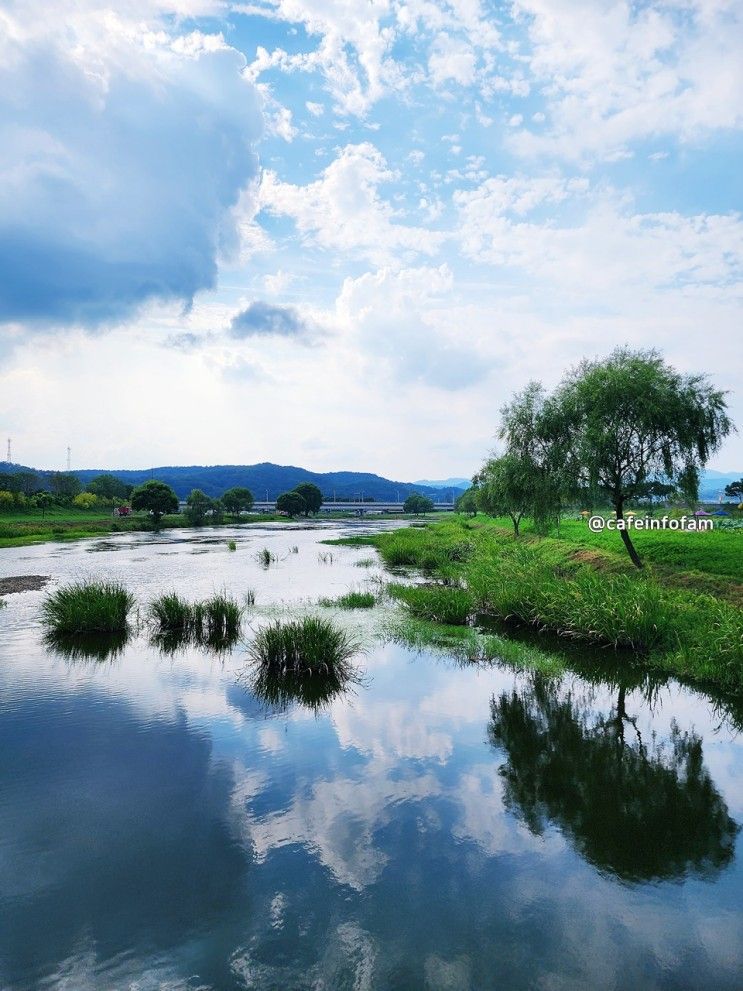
[0, 0, 741, 477]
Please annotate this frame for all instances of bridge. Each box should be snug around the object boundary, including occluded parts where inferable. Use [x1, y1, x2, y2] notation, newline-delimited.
[251, 501, 455, 515]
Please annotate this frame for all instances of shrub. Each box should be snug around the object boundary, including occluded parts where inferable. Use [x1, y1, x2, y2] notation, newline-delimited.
[256, 547, 277, 567]
[228, 540, 237, 551]
[41, 581, 135, 633]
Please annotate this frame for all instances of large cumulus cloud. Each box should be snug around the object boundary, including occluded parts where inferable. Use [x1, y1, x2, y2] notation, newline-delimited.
[0, 3, 262, 327]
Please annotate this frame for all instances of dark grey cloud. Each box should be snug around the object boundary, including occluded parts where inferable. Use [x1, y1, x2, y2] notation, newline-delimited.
[229, 301, 313, 339]
[0, 34, 262, 328]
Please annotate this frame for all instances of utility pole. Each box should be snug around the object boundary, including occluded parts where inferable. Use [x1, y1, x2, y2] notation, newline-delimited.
[66, 446, 71, 471]
[6, 438, 11, 463]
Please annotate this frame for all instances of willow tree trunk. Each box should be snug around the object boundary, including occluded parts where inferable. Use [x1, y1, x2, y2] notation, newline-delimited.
[615, 501, 643, 569]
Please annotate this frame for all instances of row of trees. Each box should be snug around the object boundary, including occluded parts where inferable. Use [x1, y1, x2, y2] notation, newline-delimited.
[459, 348, 734, 568]
[275, 483, 323, 517]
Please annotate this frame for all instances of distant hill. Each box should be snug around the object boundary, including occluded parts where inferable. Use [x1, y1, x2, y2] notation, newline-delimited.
[700, 469, 743, 501]
[0, 461, 463, 502]
[2, 460, 739, 503]
[414, 477, 471, 489]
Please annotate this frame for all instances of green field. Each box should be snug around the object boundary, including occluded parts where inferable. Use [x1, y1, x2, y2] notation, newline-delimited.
[0, 508, 286, 547]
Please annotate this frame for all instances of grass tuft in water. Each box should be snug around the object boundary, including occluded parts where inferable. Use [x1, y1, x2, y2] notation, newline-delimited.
[318, 590, 377, 609]
[256, 547, 277, 567]
[41, 581, 135, 633]
[149, 591, 242, 650]
[149, 593, 193, 630]
[248, 616, 361, 676]
[317, 551, 334, 564]
[245, 589, 256, 607]
[228, 539, 237, 551]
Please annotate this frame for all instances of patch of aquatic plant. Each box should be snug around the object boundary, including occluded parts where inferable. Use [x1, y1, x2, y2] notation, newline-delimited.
[245, 589, 256, 607]
[289, 545, 299, 554]
[41, 581, 135, 633]
[149, 591, 242, 651]
[384, 614, 483, 662]
[192, 593, 242, 640]
[256, 547, 277, 567]
[318, 590, 377, 609]
[318, 551, 334, 564]
[247, 616, 361, 676]
[227, 540, 237, 551]
[43, 629, 131, 663]
[149, 593, 193, 630]
[354, 557, 377, 568]
[388, 583, 473, 626]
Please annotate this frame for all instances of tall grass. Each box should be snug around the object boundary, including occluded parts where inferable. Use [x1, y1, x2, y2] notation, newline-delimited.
[41, 581, 135, 633]
[256, 547, 277, 567]
[388, 583, 473, 625]
[149, 591, 242, 649]
[318, 590, 377, 609]
[227, 539, 237, 551]
[248, 616, 361, 676]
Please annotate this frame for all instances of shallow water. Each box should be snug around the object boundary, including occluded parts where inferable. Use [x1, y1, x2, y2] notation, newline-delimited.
[1, 522, 742, 990]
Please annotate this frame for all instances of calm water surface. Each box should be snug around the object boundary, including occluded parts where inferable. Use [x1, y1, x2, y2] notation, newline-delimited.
[1, 522, 742, 990]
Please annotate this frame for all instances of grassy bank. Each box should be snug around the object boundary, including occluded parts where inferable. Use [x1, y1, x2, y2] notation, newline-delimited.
[0, 509, 297, 548]
[347, 517, 743, 693]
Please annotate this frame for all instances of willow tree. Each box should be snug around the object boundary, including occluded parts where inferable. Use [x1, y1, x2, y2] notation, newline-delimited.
[547, 348, 733, 568]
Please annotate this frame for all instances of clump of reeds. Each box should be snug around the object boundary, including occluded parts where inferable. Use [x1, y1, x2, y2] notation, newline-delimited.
[318, 591, 377, 609]
[149, 592, 192, 630]
[245, 589, 256, 607]
[149, 591, 242, 649]
[256, 547, 277, 567]
[388, 583, 473, 626]
[247, 616, 360, 676]
[40, 581, 135, 633]
[354, 557, 376, 568]
[317, 551, 334, 564]
[228, 540, 237, 551]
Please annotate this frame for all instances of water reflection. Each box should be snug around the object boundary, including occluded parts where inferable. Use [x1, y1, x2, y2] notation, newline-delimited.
[150, 626, 241, 657]
[43, 629, 132, 663]
[488, 672, 739, 882]
[244, 659, 363, 714]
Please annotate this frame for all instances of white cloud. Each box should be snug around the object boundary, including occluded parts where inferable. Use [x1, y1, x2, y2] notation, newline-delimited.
[336, 264, 492, 390]
[260, 143, 445, 264]
[511, 0, 743, 160]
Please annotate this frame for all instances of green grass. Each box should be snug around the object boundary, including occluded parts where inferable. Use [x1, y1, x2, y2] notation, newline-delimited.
[256, 547, 277, 567]
[149, 591, 242, 648]
[365, 517, 743, 693]
[247, 616, 361, 676]
[318, 590, 377, 609]
[228, 539, 237, 551]
[41, 581, 135, 633]
[388, 583, 473, 625]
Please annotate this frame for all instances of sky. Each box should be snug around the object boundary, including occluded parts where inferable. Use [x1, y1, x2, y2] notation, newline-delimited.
[0, 0, 741, 479]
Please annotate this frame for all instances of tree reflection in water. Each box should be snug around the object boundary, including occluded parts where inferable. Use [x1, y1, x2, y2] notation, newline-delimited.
[488, 672, 739, 882]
